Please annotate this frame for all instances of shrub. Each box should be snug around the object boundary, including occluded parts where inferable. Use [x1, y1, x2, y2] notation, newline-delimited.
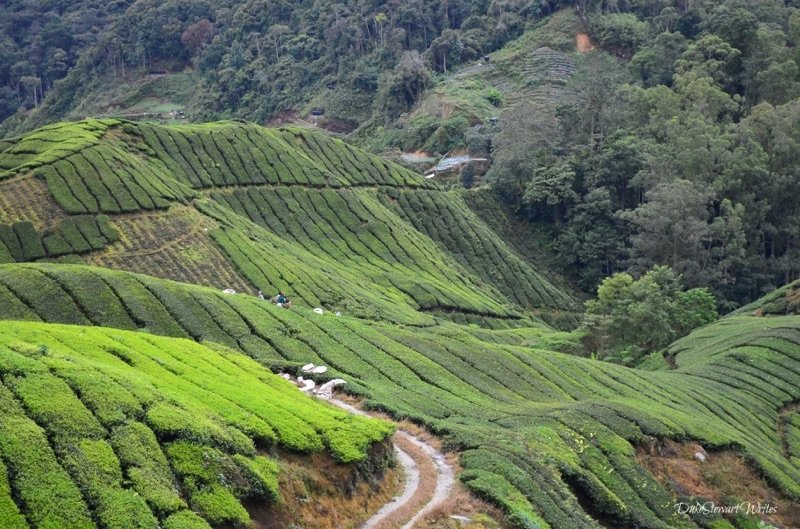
[0, 412, 94, 529]
[0, 458, 27, 529]
[13, 222, 45, 260]
[190, 485, 250, 528]
[110, 422, 185, 516]
[162, 511, 213, 529]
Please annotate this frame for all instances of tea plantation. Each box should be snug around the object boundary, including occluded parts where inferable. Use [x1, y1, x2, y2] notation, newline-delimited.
[0, 120, 798, 529]
[0, 320, 393, 529]
[0, 264, 798, 529]
[0, 119, 578, 327]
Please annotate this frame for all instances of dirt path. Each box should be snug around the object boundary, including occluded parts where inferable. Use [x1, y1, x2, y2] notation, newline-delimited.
[329, 399, 456, 529]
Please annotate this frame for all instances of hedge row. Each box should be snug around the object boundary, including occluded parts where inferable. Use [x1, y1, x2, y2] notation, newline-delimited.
[1, 265, 797, 528]
[0, 119, 116, 180]
[0, 320, 393, 529]
[380, 188, 579, 320]
[210, 185, 518, 319]
[0, 217, 119, 263]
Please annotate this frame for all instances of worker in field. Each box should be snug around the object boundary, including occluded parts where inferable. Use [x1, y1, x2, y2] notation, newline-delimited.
[270, 290, 292, 309]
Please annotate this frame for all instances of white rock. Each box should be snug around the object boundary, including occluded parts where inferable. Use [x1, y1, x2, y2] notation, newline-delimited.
[297, 377, 315, 392]
[313, 307, 324, 315]
[301, 363, 315, 373]
[315, 379, 346, 400]
[280, 373, 292, 380]
[222, 288, 237, 294]
[694, 452, 706, 463]
[311, 365, 328, 374]
[335, 311, 342, 317]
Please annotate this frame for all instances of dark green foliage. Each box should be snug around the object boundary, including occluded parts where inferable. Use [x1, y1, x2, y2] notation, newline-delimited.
[0, 240, 13, 263]
[110, 422, 186, 516]
[13, 222, 45, 260]
[0, 218, 116, 261]
[42, 232, 72, 257]
[0, 224, 22, 261]
[0, 384, 95, 529]
[0, 265, 91, 325]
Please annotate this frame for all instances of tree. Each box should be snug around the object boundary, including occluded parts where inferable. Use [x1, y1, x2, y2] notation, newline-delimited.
[487, 101, 562, 204]
[674, 34, 740, 89]
[523, 160, 577, 225]
[590, 13, 651, 57]
[373, 13, 387, 48]
[583, 266, 717, 364]
[429, 29, 462, 73]
[631, 31, 687, 87]
[181, 19, 215, 57]
[376, 50, 431, 121]
[623, 179, 715, 285]
[558, 188, 627, 290]
[267, 24, 290, 61]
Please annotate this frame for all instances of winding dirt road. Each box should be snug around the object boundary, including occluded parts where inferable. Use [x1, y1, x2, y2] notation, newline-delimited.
[329, 399, 456, 529]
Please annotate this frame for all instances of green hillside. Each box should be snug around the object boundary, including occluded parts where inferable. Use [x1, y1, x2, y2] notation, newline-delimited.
[0, 263, 799, 529]
[0, 119, 798, 529]
[0, 320, 392, 529]
[0, 119, 579, 327]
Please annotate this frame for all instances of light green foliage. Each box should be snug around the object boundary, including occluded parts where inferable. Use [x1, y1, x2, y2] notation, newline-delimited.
[1, 268, 799, 528]
[61, 439, 159, 529]
[0, 384, 94, 529]
[110, 422, 186, 515]
[162, 511, 212, 529]
[0, 321, 392, 528]
[0, 120, 115, 180]
[0, 459, 28, 529]
[189, 485, 250, 528]
[584, 266, 717, 364]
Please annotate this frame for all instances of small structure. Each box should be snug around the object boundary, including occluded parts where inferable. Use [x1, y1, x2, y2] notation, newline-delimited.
[424, 154, 489, 179]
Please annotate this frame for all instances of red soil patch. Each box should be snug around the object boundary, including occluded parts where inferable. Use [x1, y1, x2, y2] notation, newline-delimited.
[576, 33, 594, 53]
[637, 439, 800, 528]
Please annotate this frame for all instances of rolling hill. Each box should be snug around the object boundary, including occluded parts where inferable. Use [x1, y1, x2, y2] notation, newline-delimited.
[0, 120, 798, 529]
[0, 264, 798, 529]
[0, 320, 393, 529]
[0, 119, 579, 328]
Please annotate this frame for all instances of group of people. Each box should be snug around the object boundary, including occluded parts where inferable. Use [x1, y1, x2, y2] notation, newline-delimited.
[257, 289, 292, 309]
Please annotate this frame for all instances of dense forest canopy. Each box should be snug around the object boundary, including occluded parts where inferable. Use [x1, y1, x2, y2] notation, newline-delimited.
[0, 0, 571, 129]
[486, 0, 800, 312]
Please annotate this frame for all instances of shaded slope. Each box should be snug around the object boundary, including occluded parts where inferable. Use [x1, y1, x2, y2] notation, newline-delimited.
[0, 320, 392, 529]
[730, 279, 800, 317]
[0, 263, 798, 528]
[0, 119, 576, 326]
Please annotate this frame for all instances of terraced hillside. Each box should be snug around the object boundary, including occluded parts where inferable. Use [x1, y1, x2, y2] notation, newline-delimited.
[0, 319, 393, 529]
[1, 263, 799, 529]
[0, 119, 579, 327]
